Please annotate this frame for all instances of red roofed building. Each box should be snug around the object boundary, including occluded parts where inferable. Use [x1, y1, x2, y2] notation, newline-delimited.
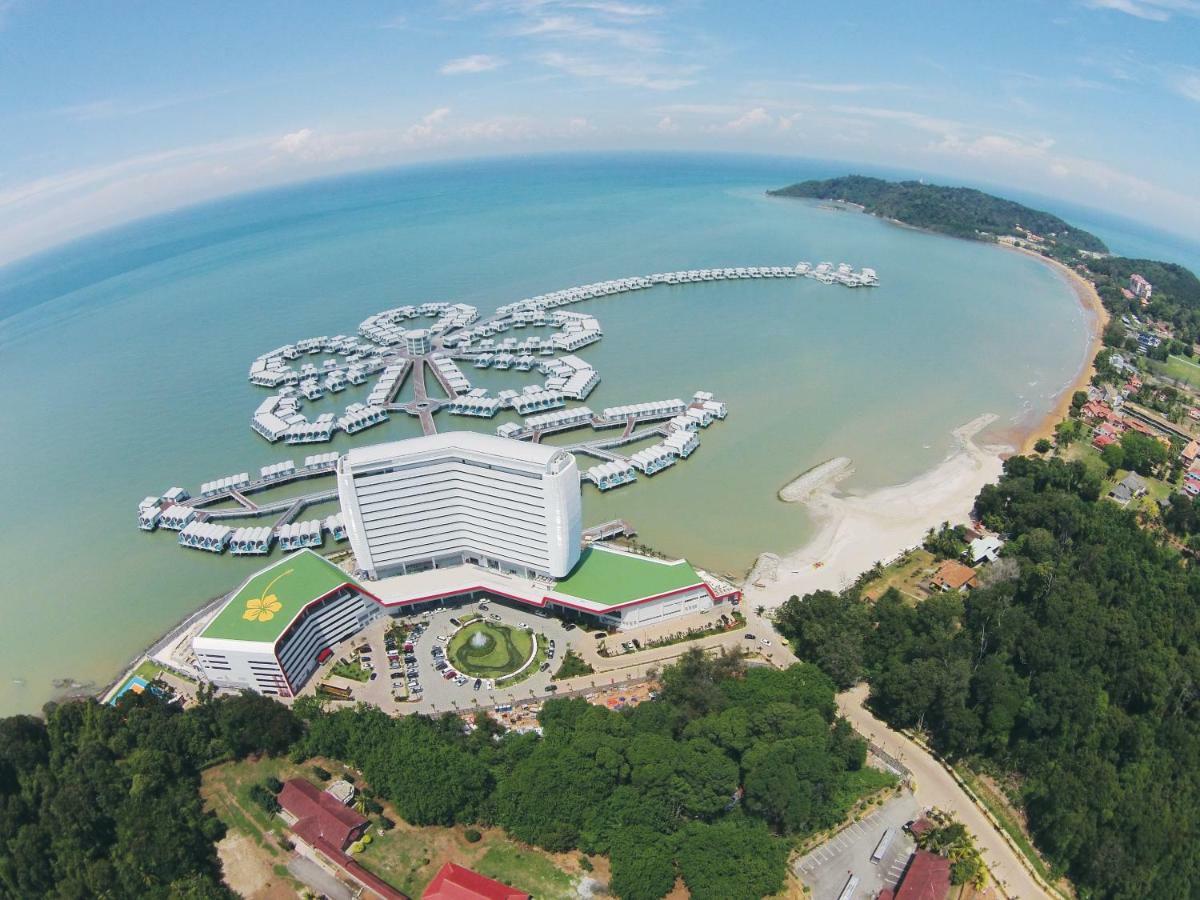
[894, 850, 951, 900]
[422, 862, 530, 900]
[279, 778, 368, 852]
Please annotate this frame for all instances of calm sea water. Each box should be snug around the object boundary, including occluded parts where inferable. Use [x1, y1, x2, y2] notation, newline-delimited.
[0, 153, 1106, 715]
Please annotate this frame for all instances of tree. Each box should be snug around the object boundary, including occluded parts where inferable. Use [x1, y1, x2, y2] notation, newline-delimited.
[1119, 430, 1168, 475]
[1033, 438, 1052, 454]
[775, 591, 869, 689]
[608, 827, 676, 900]
[675, 819, 788, 900]
[1101, 441, 1125, 474]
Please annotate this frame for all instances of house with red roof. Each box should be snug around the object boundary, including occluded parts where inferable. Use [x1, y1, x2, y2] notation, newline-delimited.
[278, 779, 408, 900]
[883, 850, 951, 900]
[422, 863, 530, 900]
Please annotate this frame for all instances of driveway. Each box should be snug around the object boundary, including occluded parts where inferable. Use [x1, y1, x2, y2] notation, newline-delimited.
[287, 855, 354, 900]
[795, 792, 920, 900]
[837, 683, 1051, 900]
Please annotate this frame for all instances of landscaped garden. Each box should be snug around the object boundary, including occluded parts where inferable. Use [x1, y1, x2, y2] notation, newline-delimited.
[448, 621, 534, 678]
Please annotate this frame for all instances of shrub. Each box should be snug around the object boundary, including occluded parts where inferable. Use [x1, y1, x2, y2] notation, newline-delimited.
[579, 855, 593, 872]
[349, 840, 365, 854]
[265, 776, 284, 794]
[249, 783, 280, 814]
[312, 766, 331, 782]
[1034, 438, 1052, 454]
[464, 828, 482, 843]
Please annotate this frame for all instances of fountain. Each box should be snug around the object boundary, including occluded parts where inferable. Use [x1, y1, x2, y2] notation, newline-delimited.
[470, 630, 489, 649]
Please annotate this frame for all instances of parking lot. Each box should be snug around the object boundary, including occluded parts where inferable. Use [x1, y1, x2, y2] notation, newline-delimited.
[310, 599, 581, 714]
[794, 791, 920, 900]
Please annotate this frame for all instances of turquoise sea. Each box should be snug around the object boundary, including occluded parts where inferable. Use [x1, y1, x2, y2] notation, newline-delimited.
[0, 153, 1134, 715]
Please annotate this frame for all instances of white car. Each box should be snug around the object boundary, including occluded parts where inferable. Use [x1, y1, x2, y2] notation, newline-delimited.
[760, 638, 772, 647]
[436, 635, 449, 643]
[518, 622, 529, 630]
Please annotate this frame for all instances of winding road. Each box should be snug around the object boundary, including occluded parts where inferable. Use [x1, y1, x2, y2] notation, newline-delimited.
[836, 683, 1052, 900]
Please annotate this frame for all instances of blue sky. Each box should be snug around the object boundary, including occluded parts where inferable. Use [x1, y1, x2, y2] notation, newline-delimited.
[1, 0, 1198, 266]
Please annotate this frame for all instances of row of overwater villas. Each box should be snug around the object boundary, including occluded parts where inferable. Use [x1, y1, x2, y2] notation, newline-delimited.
[139, 454, 340, 531]
[598, 398, 688, 426]
[366, 362, 411, 406]
[176, 514, 348, 555]
[794, 262, 879, 287]
[453, 334, 555, 355]
[253, 393, 390, 445]
[585, 430, 702, 489]
[248, 334, 387, 389]
[496, 406, 597, 440]
[356, 302, 479, 346]
[429, 354, 472, 394]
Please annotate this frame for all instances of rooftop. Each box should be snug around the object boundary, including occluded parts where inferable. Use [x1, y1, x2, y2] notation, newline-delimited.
[343, 430, 567, 471]
[200, 549, 359, 644]
[422, 862, 530, 900]
[553, 545, 703, 608]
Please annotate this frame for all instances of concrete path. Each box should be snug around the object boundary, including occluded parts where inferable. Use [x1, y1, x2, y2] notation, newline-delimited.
[836, 684, 1051, 900]
[288, 855, 354, 900]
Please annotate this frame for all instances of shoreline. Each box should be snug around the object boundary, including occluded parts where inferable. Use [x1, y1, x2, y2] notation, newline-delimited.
[743, 414, 1008, 606]
[1002, 246, 1109, 454]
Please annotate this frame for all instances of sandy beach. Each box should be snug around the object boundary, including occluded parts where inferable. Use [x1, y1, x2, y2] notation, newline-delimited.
[744, 414, 1008, 607]
[1006, 247, 1110, 454]
[743, 243, 1110, 608]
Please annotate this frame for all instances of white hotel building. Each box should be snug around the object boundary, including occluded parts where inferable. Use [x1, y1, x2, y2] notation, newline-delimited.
[191, 432, 739, 696]
[335, 432, 583, 581]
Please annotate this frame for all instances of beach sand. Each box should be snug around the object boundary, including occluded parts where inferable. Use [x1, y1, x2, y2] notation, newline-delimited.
[744, 414, 1007, 607]
[1008, 248, 1110, 454]
[744, 247, 1109, 608]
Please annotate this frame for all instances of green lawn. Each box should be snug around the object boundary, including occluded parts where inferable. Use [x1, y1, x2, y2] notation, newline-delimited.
[449, 622, 533, 677]
[331, 659, 370, 682]
[1150, 354, 1200, 390]
[475, 844, 578, 899]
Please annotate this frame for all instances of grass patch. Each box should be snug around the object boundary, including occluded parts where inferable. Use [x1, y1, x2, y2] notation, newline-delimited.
[496, 635, 550, 688]
[859, 548, 937, 603]
[476, 844, 577, 899]
[449, 622, 533, 678]
[331, 659, 370, 682]
[201, 757, 305, 853]
[957, 766, 1058, 888]
[552, 649, 594, 681]
[1150, 354, 1200, 390]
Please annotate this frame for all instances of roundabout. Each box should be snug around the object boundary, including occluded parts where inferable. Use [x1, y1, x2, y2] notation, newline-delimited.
[448, 620, 534, 679]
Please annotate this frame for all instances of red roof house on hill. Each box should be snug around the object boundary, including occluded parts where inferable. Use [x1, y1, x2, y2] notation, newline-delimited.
[422, 862, 530, 900]
[895, 850, 951, 900]
[278, 778, 368, 852]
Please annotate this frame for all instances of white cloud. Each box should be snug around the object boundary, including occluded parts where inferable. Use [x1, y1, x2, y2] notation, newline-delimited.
[1170, 70, 1200, 101]
[718, 107, 772, 132]
[538, 51, 700, 90]
[656, 115, 678, 132]
[440, 54, 506, 75]
[1080, 0, 1200, 19]
[379, 14, 407, 29]
[273, 128, 314, 154]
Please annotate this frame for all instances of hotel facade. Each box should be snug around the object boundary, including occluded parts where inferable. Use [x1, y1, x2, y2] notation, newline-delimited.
[336, 433, 582, 580]
[192, 432, 739, 696]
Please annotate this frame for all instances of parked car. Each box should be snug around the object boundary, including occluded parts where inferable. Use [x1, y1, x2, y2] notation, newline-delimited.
[539, 662, 551, 672]
[518, 622, 529, 630]
[435, 661, 448, 671]
[545, 685, 558, 692]
[760, 639, 772, 647]
[744, 633, 757, 641]
[436, 635, 448, 643]
[478, 603, 489, 611]
[473, 678, 482, 691]
[390, 672, 403, 680]
[449, 617, 462, 627]
[369, 672, 377, 681]
[563, 623, 576, 631]
[490, 614, 502, 621]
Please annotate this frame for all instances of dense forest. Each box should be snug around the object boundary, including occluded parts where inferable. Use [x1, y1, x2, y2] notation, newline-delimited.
[0, 653, 891, 900]
[776, 455, 1200, 899]
[768, 175, 1109, 255]
[0, 689, 299, 898]
[296, 651, 892, 900]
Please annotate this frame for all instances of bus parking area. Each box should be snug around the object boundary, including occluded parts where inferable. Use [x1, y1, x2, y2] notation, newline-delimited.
[795, 791, 921, 900]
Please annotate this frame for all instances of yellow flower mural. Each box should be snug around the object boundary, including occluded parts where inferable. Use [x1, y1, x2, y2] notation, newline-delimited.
[242, 569, 292, 622]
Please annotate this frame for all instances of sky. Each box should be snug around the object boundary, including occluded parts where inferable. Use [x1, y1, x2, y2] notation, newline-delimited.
[1, 0, 1198, 267]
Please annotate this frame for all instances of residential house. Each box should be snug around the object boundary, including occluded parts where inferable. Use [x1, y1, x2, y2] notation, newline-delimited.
[968, 535, 1003, 565]
[930, 559, 978, 593]
[1131, 273, 1153, 301]
[1181, 440, 1200, 467]
[1110, 472, 1148, 506]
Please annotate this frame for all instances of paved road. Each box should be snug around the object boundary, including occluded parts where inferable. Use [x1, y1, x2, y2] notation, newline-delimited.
[795, 792, 920, 900]
[836, 684, 1050, 900]
[288, 855, 354, 900]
